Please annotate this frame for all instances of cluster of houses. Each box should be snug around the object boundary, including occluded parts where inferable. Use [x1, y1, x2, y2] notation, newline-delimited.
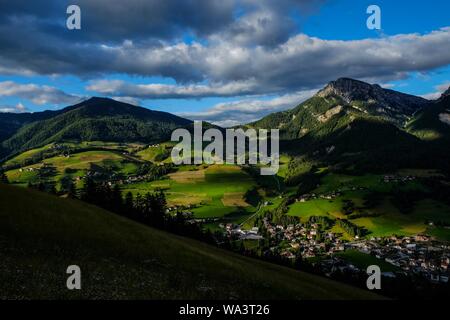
[296, 192, 341, 202]
[18, 162, 54, 173]
[345, 235, 450, 283]
[82, 169, 151, 185]
[220, 223, 264, 240]
[19, 167, 38, 173]
[218, 215, 450, 285]
[260, 218, 345, 259]
[317, 256, 364, 277]
[383, 175, 416, 183]
[49, 143, 66, 151]
[295, 187, 367, 203]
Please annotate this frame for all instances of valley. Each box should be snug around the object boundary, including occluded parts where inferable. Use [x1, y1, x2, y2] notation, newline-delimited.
[2, 78, 450, 298]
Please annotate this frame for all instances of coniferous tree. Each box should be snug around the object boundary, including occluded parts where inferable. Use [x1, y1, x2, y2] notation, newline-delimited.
[0, 169, 8, 184]
[111, 184, 123, 214]
[134, 193, 144, 221]
[67, 179, 77, 198]
[81, 177, 97, 203]
[124, 191, 134, 218]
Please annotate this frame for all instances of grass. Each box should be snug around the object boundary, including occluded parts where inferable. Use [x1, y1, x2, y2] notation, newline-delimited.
[221, 192, 249, 207]
[426, 227, 450, 242]
[350, 199, 450, 239]
[4, 144, 54, 166]
[287, 198, 345, 221]
[136, 143, 173, 163]
[0, 183, 380, 300]
[329, 225, 354, 241]
[315, 173, 388, 194]
[285, 171, 450, 240]
[6, 150, 140, 190]
[123, 165, 257, 219]
[7, 144, 450, 242]
[335, 250, 399, 272]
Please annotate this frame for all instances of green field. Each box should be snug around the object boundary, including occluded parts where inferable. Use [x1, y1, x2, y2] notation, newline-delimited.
[286, 171, 450, 240]
[123, 164, 257, 218]
[288, 199, 345, 220]
[4, 143, 450, 241]
[6, 150, 140, 189]
[3, 144, 261, 224]
[136, 143, 173, 162]
[4, 144, 55, 167]
[0, 183, 380, 299]
[4, 141, 145, 168]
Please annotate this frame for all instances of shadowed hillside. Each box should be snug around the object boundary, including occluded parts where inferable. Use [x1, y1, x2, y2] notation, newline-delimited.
[0, 184, 380, 300]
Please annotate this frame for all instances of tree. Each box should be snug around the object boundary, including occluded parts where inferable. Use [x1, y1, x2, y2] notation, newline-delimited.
[0, 169, 8, 184]
[67, 180, 77, 198]
[60, 176, 76, 197]
[111, 184, 123, 214]
[150, 190, 167, 227]
[134, 193, 144, 222]
[124, 191, 134, 217]
[81, 177, 97, 203]
[294, 251, 303, 269]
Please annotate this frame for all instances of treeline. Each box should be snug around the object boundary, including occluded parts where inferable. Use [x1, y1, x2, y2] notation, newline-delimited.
[336, 218, 368, 237]
[265, 197, 299, 226]
[0, 169, 8, 183]
[309, 216, 334, 229]
[78, 178, 215, 243]
[136, 162, 175, 178]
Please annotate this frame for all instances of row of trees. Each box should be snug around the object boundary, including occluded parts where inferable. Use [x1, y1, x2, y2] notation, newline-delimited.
[78, 178, 215, 243]
[336, 218, 367, 237]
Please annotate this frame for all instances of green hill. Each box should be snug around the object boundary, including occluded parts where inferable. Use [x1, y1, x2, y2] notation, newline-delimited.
[1, 97, 192, 157]
[0, 183, 379, 299]
[407, 94, 450, 141]
[249, 78, 428, 138]
[248, 78, 450, 172]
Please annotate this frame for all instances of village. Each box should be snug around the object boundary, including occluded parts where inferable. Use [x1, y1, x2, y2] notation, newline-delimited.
[219, 217, 450, 284]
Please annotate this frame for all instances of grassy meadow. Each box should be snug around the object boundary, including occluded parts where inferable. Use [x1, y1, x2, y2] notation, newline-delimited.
[122, 164, 258, 219]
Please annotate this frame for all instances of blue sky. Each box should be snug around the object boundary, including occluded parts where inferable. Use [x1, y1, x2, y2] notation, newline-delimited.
[0, 0, 449, 126]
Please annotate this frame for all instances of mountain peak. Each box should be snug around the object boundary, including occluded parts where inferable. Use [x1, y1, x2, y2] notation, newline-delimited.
[315, 78, 427, 121]
[441, 86, 450, 99]
[82, 96, 127, 106]
[317, 78, 383, 103]
[85, 96, 112, 103]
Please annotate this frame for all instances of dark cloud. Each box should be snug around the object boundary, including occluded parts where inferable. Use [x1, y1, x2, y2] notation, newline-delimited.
[0, 0, 449, 102]
[81, 29, 450, 99]
[0, 0, 235, 42]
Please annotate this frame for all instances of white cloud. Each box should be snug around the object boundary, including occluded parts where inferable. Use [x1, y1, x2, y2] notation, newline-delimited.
[111, 96, 141, 106]
[420, 81, 450, 100]
[0, 102, 28, 113]
[87, 79, 260, 99]
[177, 89, 317, 126]
[0, 81, 81, 106]
[79, 28, 450, 100]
